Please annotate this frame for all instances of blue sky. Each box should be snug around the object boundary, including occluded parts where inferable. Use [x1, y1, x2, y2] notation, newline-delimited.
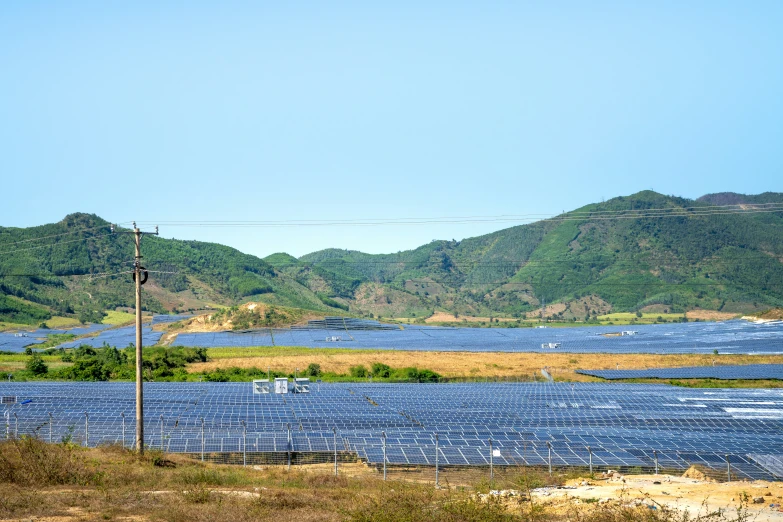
[1, 1, 781, 258]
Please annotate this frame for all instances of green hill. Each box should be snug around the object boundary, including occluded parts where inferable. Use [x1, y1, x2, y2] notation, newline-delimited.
[287, 191, 783, 319]
[2, 191, 782, 324]
[0, 214, 342, 324]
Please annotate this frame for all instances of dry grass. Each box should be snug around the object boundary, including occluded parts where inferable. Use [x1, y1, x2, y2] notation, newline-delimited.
[0, 440, 773, 522]
[191, 350, 783, 381]
[425, 312, 520, 323]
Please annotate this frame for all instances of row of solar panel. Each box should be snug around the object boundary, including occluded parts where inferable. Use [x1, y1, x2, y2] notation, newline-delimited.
[577, 364, 783, 380]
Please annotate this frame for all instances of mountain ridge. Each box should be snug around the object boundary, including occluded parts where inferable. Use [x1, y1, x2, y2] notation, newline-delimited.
[2, 190, 782, 324]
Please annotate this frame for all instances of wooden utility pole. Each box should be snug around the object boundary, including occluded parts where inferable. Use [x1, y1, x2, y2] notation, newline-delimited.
[134, 224, 144, 454]
[112, 222, 157, 454]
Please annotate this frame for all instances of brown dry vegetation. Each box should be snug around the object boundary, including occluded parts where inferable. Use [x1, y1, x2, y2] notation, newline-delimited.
[190, 350, 783, 382]
[0, 439, 777, 522]
[426, 312, 520, 323]
[685, 310, 740, 321]
[758, 309, 783, 320]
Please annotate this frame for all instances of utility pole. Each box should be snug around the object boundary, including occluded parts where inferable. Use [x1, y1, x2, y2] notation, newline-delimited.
[113, 222, 157, 455]
[134, 223, 144, 454]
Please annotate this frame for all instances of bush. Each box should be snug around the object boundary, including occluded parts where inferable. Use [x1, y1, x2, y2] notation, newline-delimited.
[305, 363, 322, 377]
[25, 353, 48, 375]
[371, 363, 391, 378]
[350, 365, 368, 378]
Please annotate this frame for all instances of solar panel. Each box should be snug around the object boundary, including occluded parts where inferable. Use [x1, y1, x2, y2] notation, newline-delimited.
[2, 381, 781, 480]
[577, 364, 783, 380]
[165, 320, 783, 354]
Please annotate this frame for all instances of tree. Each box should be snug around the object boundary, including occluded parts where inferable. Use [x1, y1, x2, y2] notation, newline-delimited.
[635, 311, 643, 318]
[26, 353, 48, 375]
[305, 363, 322, 377]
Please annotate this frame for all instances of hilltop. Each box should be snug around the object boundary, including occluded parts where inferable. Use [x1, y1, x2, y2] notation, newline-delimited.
[168, 302, 325, 332]
[1, 191, 782, 324]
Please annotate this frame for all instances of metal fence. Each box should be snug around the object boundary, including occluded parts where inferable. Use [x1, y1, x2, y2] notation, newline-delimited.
[4, 409, 780, 485]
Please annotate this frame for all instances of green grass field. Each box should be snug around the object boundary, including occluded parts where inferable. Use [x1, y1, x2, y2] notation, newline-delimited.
[44, 316, 82, 328]
[102, 310, 136, 325]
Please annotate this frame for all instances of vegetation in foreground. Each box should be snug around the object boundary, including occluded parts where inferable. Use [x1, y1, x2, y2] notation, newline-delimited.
[0, 438, 764, 522]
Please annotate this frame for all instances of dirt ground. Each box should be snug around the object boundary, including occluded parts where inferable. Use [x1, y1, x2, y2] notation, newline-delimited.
[189, 352, 783, 379]
[533, 473, 783, 522]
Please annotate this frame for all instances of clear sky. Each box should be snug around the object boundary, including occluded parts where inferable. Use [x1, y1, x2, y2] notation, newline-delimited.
[1, 1, 781, 258]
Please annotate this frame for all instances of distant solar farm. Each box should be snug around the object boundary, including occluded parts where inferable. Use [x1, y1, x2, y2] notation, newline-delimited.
[2, 317, 782, 355]
[2, 381, 782, 480]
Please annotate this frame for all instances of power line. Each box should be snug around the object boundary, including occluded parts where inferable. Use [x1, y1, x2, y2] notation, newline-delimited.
[134, 204, 783, 228]
[0, 222, 132, 248]
[0, 230, 118, 256]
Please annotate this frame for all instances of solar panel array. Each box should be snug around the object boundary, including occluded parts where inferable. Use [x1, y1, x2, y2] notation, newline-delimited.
[0, 332, 47, 353]
[57, 326, 163, 349]
[2, 381, 781, 480]
[291, 317, 400, 331]
[152, 314, 193, 325]
[577, 364, 783, 380]
[170, 320, 783, 355]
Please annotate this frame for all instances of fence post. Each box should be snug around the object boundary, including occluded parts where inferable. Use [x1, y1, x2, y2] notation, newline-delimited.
[160, 415, 164, 451]
[654, 450, 658, 475]
[435, 433, 439, 488]
[546, 441, 552, 476]
[333, 427, 338, 476]
[489, 439, 494, 482]
[5, 410, 9, 439]
[200, 417, 205, 462]
[287, 423, 292, 471]
[382, 431, 387, 481]
[84, 412, 89, 447]
[49, 412, 53, 443]
[726, 455, 731, 482]
[587, 446, 592, 475]
[242, 420, 247, 467]
[121, 412, 125, 448]
[14, 412, 18, 438]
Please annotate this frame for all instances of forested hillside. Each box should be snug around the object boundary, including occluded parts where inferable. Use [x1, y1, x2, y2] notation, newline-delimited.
[0, 214, 340, 324]
[2, 191, 782, 324]
[276, 191, 783, 319]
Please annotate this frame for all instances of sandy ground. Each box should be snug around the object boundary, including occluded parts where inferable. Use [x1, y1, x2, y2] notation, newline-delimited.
[190, 352, 783, 379]
[531, 474, 783, 522]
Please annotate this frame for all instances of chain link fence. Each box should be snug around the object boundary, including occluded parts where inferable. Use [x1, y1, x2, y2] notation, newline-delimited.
[3, 409, 780, 485]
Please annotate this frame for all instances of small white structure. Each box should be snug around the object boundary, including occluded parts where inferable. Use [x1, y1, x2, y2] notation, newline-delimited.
[621, 330, 638, 336]
[253, 379, 271, 394]
[541, 342, 561, 349]
[325, 335, 342, 342]
[274, 377, 289, 394]
[293, 378, 310, 393]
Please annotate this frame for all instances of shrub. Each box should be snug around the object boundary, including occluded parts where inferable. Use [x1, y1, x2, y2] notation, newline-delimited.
[25, 354, 48, 375]
[350, 365, 368, 378]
